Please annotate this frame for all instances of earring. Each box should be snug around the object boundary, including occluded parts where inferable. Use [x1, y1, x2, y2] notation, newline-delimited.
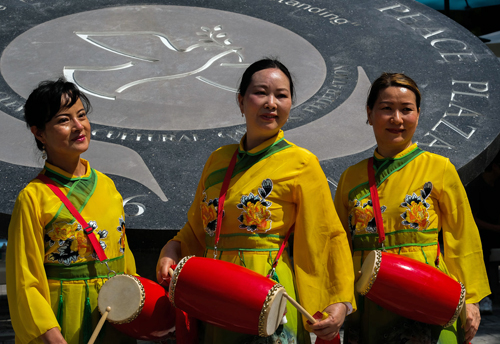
[42, 145, 47, 160]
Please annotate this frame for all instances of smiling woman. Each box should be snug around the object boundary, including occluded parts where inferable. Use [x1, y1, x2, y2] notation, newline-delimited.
[6, 79, 137, 344]
[334, 73, 490, 344]
[237, 62, 293, 151]
[366, 81, 420, 158]
[156, 58, 356, 343]
[28, 91, 91, 177]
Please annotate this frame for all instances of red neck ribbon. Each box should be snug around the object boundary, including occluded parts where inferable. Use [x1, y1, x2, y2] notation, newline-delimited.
[213, 149, 293, 269]
[214, 150, 239, 255]
[367, 157, 385, 244]
[37, 174, 108, 262]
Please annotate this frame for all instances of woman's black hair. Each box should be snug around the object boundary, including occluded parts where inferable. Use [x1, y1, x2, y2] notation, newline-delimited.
[237, 58, 295, 102]
[24, 78, 92, 151]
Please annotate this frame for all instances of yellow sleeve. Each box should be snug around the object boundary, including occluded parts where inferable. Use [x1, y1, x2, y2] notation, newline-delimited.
[6, 188, 60, 343]
[114, 192, 137, 276]
[293, 154, 356, 327]
[439, 160, 491, 303]
[172, 153, 215, 258]
[334, 169, 351, 236]
[123, 230, 137, 276]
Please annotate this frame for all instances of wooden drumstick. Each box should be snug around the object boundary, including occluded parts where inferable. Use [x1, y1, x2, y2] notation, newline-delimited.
[87, 306, 111, 344]
[355, 270, 362, 283]
[283, 292, 317, 324]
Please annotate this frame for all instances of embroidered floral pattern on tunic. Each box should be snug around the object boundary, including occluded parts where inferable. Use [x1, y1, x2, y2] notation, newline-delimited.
[349, 199, 387, 236]
[201, 191, 221, 236]
[237, 179, 273, 233]
[400, 182, 432, 230]
[117, 217, 126, 253]
[45, 220, 108, 265]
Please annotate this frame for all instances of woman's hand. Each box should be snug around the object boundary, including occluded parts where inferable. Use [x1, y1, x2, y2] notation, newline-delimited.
[156, 240, 181, 285]
[309, 303, 348, 341]
[40, 327, 67, 344]
[464, 303, 480, 342]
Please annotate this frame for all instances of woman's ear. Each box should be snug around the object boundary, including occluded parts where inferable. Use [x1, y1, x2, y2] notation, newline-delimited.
[31, 126, 45, 144]
[238, 94, 244, 115]
[366, 106, 373, 125]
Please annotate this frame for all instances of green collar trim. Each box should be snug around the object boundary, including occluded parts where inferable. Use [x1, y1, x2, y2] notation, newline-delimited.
[44, 165, 93, 187]
[44, 169, 98, 230]
[349, 146, 425, 201]
[204, 138, 292, 189]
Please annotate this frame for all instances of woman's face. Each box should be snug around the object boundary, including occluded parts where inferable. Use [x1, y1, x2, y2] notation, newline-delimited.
[238, 68, 292, 146]
[367, 86, 420, 157]
[33, 96, 91, 164]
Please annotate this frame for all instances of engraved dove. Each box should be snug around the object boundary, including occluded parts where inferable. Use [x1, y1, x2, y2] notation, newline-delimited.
[64, 26, 250, 100]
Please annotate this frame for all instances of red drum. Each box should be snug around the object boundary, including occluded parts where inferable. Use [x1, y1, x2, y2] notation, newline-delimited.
[169, 256, 287, 337]
[356, 250, 466, 327]
[97, 274, 176, 341]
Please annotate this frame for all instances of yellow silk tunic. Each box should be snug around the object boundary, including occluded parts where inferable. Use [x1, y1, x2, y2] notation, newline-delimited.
[173, 130, 355, 343]
[6, 159, 137, 344]
[334, 144, 490, 343]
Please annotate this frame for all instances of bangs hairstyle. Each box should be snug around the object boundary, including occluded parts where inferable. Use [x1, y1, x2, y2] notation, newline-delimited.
[366, 72, 421, 110]
[24, 78, 92, 150]
[237, 58, 295, 103]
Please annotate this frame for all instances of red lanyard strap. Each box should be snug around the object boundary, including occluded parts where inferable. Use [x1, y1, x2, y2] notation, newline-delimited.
[267, 225, 294, 278]
[213, 150, 239, 258]
[367, 157, 440, 264]
[367, 158, 385, 244]
[213, 149, 293, 276]
[37, 174, 108, 262]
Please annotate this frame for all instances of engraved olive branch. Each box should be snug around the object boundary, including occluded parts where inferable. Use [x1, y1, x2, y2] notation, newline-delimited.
[196, 25, 235, 50]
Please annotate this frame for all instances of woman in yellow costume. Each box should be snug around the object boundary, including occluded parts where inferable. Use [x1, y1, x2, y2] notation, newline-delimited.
[156, 58, 356, 343]
[6, 79, 137, 344]
[334, 72, 490, 344]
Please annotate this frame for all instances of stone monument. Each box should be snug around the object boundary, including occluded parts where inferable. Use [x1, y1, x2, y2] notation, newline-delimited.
[1, 0, 499, 232]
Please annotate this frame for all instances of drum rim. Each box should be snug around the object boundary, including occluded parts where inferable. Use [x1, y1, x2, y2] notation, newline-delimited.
[258, 283, 285, 337]
[443, 282, 466, 328]
[168, 255, 194, 306]
[359, 250, 382, 296]
[100, 274, 146, 324]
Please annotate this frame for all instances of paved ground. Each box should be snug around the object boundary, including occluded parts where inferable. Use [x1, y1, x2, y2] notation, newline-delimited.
[471, 303, 500, 344]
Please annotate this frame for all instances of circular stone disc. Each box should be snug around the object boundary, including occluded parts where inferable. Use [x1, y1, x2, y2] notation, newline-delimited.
[1, 0, 499, 229]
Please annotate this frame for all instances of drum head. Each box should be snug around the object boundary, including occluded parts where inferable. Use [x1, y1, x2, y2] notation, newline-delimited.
[355, 250, 381, 295]
[260, 284, 287, 337]
[168, 255, 193, 306]
[98, 274, 145, 323]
